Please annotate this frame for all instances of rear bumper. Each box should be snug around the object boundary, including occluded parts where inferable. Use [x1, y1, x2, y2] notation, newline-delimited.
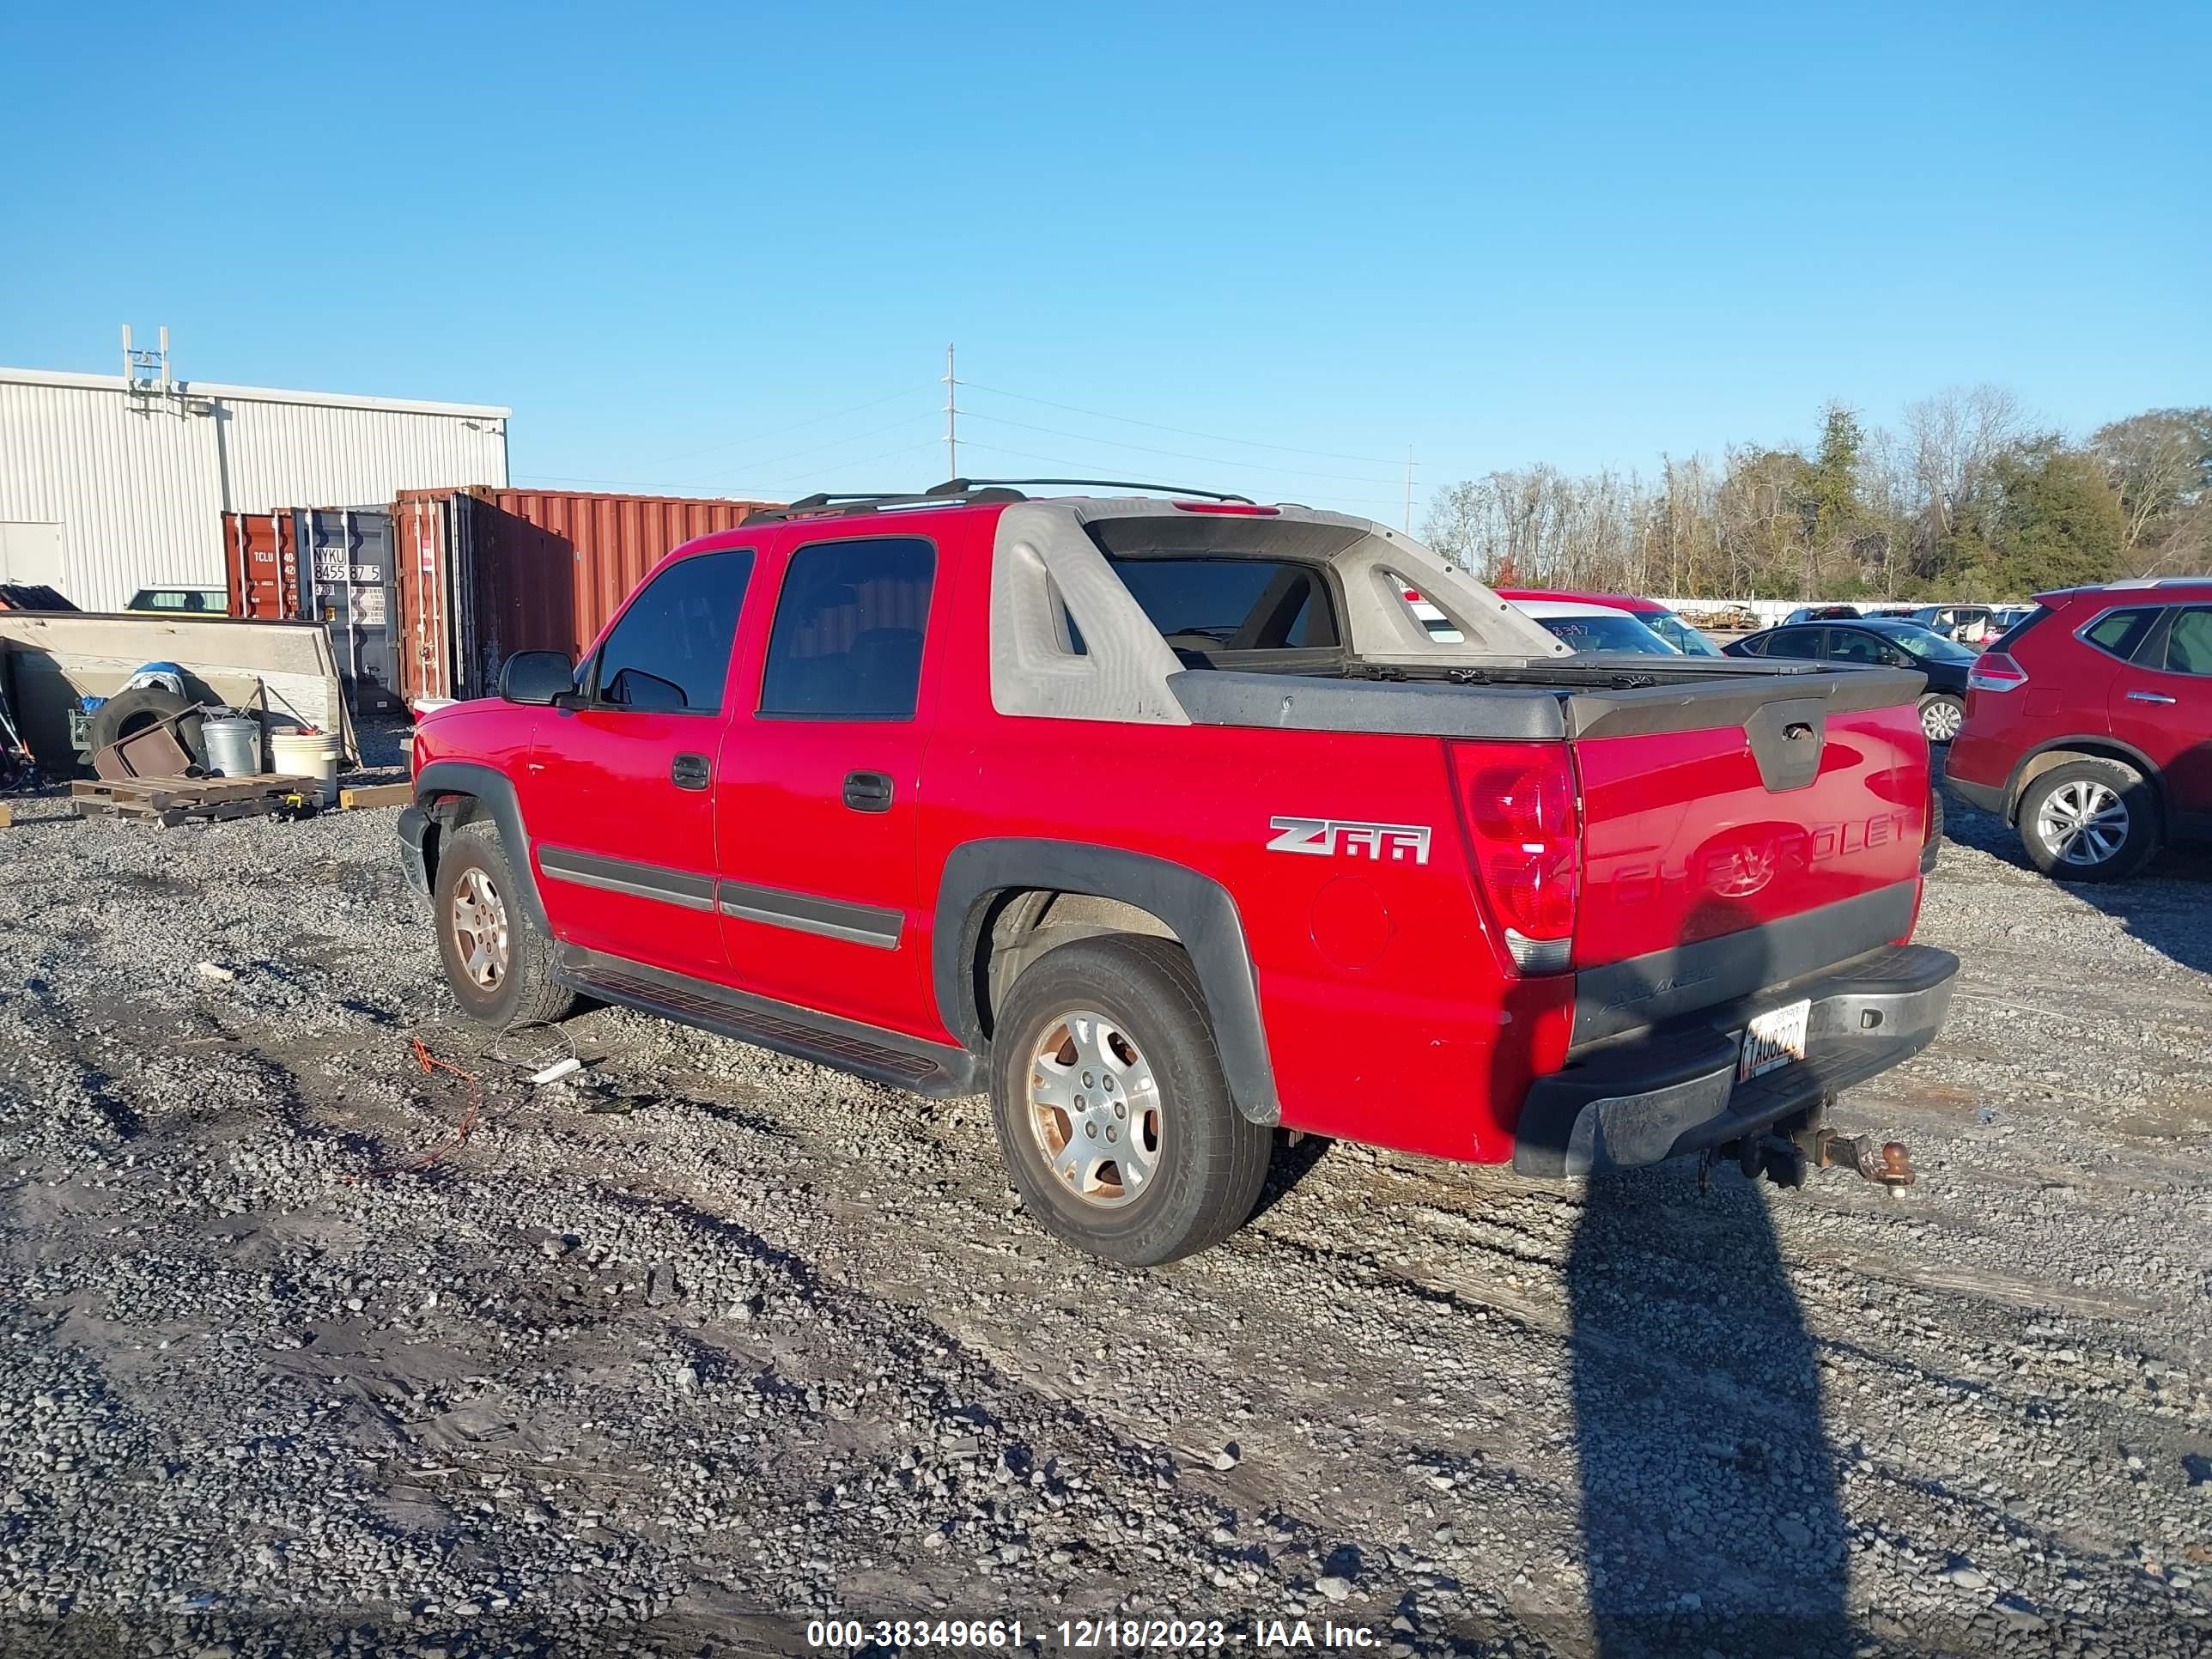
[398, 805, 434, 897]
[1511, 944, 1958, 1178]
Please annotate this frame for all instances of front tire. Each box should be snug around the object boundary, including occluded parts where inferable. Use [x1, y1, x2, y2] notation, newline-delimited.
[2017, 759, 2160, 882]
[433, 820, 576, 1028]
[988, 935, 1269, 1267]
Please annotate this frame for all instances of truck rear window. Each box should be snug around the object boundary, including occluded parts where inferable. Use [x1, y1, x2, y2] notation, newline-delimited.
[1103, 556, 1339, 652]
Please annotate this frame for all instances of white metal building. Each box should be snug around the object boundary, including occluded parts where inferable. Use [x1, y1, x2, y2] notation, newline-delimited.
[0, 362, 509, 610]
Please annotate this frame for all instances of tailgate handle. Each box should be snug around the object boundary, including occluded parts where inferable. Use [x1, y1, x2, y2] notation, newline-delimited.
[1745, 698, 1827, 793]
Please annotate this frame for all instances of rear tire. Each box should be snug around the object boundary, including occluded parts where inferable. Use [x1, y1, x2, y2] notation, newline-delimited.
[433, 819, 576, 1029]
[988, 934, 1269, 1267]
[1917, 692, 1966, 745]
[2017, 759, 2160, 882]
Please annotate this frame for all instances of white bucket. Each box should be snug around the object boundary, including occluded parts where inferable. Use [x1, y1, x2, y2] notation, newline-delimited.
[269, 730, 342, 804]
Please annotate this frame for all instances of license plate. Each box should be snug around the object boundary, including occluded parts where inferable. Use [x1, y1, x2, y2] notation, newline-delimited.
[1738, 999, 1811, 1082]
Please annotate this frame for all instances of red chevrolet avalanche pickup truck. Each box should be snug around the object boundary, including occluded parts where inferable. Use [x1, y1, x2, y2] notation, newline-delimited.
[400, 483, 1956, 1263]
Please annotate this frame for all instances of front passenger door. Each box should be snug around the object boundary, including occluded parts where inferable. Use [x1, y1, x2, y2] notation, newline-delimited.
[521, 549, 755, 980]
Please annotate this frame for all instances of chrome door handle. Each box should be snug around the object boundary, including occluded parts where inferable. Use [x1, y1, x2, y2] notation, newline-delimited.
[2127, 690, 2177, 705]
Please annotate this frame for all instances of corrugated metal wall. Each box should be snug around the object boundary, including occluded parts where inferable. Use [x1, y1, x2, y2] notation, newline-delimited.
[0, 368, 508, 611]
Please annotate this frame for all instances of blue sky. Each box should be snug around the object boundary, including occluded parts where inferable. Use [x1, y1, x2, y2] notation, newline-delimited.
[4, 2, 2205, 520]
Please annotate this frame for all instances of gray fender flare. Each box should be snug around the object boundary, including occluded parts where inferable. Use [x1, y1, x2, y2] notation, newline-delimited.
[933, 839, 1279, 1126]
[411, 761, 551, 930]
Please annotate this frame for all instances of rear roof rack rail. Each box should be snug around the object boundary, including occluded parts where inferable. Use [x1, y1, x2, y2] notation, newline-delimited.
[931, 477, 1255, 505]
[747, 477, 1255, 524]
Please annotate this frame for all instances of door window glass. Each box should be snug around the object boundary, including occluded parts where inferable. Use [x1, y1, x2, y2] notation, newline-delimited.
[590, 550, 753, 714]
[758, 537, 935, 720]
[1827, 629, 1884, 665]
[2165, 609, 2212, 676]
[2081, 607, 2157, 662]
[1764, 628, 1821, 659]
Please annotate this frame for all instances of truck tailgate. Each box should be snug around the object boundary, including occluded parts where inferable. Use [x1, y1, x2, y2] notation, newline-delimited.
[1568, 677, 1930, 1045]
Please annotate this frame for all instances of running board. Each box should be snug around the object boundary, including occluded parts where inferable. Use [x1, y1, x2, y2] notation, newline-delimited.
[555, 946, 981, 1099]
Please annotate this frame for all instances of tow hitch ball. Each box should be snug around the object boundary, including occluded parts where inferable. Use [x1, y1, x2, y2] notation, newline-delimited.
[1714, 1121, 1917, 1200]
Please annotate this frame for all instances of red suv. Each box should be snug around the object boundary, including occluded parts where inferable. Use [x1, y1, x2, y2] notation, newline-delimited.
[1946, 580, 2212, 879]
[399, 483, 1954, 1262]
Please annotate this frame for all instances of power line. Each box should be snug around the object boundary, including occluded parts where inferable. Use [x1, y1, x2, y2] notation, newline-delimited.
[751, 437, 945, 492]
[956, 440, 1418, 511]
[961, 379, 1394, 465]
[957, 409, 1399, 486]
[655, 382, 933, 467]
[684, 410, 935, 483]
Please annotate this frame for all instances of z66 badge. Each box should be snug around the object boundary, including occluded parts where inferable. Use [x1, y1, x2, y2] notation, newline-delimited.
[1266, 816, 1432, 865]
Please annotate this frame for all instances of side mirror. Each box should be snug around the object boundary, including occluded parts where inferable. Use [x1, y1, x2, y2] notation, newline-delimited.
[499, 650, 577, 706]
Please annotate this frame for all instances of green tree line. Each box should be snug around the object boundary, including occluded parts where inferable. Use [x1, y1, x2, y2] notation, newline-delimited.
[1423, 389, 2210, 601]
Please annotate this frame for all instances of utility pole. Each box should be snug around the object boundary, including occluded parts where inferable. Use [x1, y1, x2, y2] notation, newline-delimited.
[943, 344, 958, 482]
[1403, 447, 1416, 534]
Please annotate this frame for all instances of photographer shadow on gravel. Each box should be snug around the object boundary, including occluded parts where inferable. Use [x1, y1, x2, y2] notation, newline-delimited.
[1565, 890, 1856, 1659]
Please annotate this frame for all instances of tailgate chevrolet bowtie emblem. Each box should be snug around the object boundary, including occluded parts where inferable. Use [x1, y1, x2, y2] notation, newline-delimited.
[1267, 816, 1432, 864]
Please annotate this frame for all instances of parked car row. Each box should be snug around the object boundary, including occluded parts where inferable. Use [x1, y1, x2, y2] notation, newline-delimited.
[1415, 577, 2209, 884]
[1724, 619, 1977, 743]
[1789, 603, 2036, 645]
[1405, 587, 1722, 657]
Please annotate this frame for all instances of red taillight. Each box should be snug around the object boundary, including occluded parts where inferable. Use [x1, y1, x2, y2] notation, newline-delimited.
[1171, 501, 1279, 515]
[1450, 743, 1581, 974]
[1967, 652, 2027, 692]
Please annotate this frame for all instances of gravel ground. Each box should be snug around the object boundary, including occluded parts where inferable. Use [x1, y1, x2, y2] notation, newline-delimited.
[0, 770, 2208, 1659]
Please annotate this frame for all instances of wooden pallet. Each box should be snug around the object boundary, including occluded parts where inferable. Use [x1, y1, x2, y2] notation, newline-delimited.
[69, 774, 322, 828]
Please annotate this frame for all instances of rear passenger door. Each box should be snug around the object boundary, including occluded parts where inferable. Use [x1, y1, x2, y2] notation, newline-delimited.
[712, 533, 942, 1034]
[2109, 605, 2212, 822]
[522, 549, 753, 980]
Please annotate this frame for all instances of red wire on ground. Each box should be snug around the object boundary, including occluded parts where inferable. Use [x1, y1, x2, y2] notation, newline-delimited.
[343, 1038, 483, 1182]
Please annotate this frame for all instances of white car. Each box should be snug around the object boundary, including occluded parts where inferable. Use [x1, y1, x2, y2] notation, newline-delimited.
[1403, 588, 1681, 655]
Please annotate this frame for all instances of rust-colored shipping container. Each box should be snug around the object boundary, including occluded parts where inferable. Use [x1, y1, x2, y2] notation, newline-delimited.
[392, 487, 773, 705]
[223, 511, 305, 620]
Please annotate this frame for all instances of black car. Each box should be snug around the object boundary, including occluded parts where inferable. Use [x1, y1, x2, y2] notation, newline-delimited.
[1723, 617, 1978, 743]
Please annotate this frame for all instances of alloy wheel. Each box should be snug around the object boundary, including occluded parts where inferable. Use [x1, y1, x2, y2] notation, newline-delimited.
[1025, 1010, 1163, 1208]
[2033, 780, 2128, 868]
[451, 867, 510, 989]
[1922, 699, 1965, 743]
